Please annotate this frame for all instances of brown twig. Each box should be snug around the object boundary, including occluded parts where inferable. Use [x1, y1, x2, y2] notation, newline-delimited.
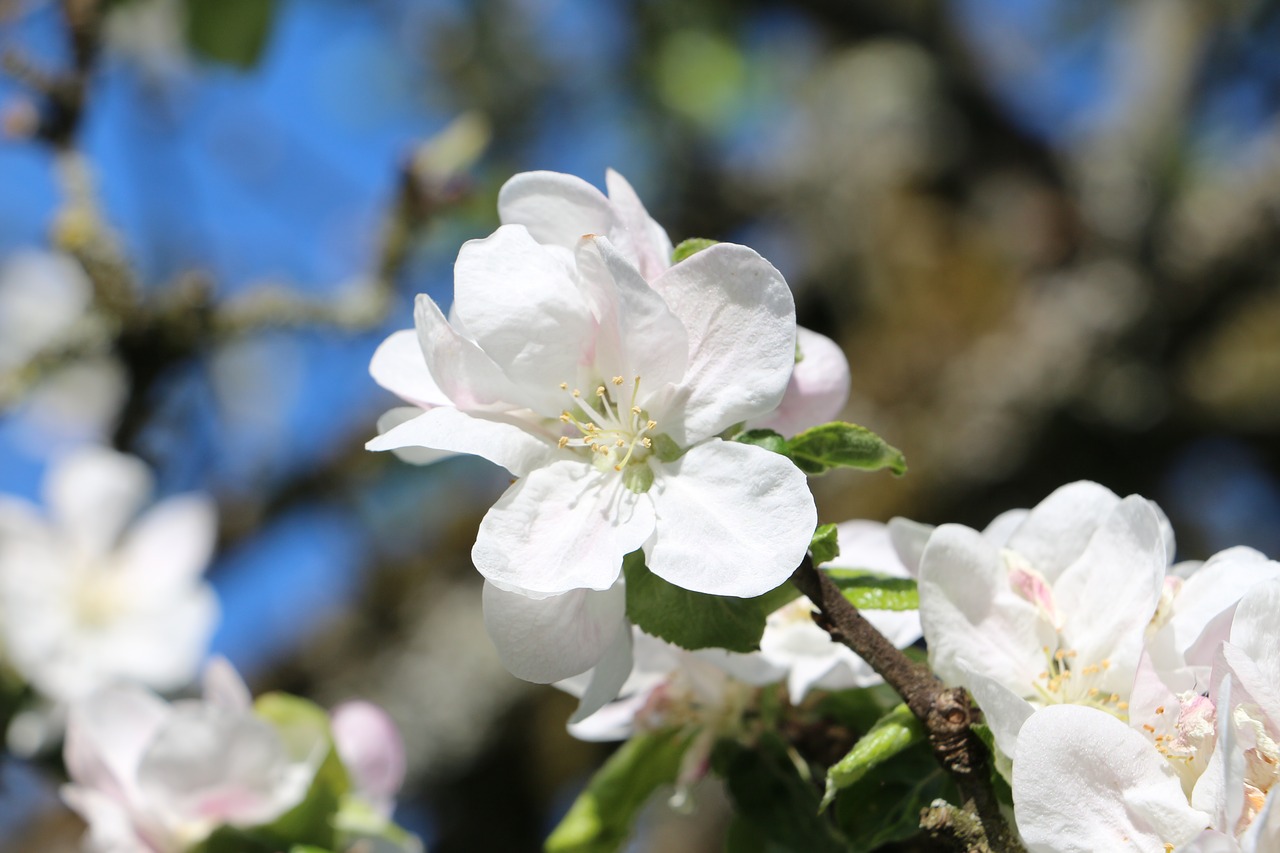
[789, 557, 1024, 853]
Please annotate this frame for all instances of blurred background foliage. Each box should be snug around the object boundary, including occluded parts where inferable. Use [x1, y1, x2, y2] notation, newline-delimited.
[2, 0, 1280, 849]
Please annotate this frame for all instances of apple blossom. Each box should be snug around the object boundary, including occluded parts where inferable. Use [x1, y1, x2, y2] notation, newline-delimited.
[0, 249, 91, 373]
[60, 659, 326, 852]
[369, 181, 816, 599]
[0, 447, 218, 714]
[330, 700, 408, 820]
[916, 480, 1172, 759]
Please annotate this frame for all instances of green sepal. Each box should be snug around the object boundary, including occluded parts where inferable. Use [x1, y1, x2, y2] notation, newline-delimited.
[826, 569, 919, 611]
[713, 734, 849, 853]
[809, 524, 840, 566]
[972, 722, 1015, 801]
[623, 552, 765, 653]
[649, 433, 685, 463]
[671, 238, 719, 264]
[821, 703, 924, 809]
[785, 422, 907, 477]
[185, 0, 276, 67]
[546, 729, 694, 853]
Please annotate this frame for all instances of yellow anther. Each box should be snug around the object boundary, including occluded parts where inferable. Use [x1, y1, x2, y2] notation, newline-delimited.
[596, 385, 607, 397]
[557, 437, 570, 448]
[1108, 694, 1119, 704]
[1142, 724, 1156, 733]
[559, 412, 572, 422]
[1054, 649, 1066, 661]
[646, 420, 657, 430]
[631, 406, 642, 415]
[1118, 701, 1129, 711]
[1088, 688, 1099, 697]
[615, 439, 625, 447]
[1155, 706, 1165, 715]
[641, 438, 652, 448]
[572, 389, 581, 398]
[1101, 659, 1112, 670]
[559, 382, 568, 390]
[612, 376, 624, 385]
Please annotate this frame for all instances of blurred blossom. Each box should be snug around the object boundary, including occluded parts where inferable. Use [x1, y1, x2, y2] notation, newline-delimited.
[331, 700, 408, 820]
[0, 446, 218, 742]
[61, 659, 324, 852]
[0, 249, 92, 373]
[101, 0, 191, 82]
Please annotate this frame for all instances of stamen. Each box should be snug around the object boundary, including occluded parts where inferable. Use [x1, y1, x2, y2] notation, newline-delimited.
[612, 376, 624, 385]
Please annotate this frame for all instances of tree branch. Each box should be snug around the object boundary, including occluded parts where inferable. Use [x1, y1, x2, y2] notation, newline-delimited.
[789, 557, 1024, 853]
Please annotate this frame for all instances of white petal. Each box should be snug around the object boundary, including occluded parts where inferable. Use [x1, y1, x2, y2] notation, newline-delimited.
[918, 524, 1048, 692]
[646, 440, 815, 597]
[375, 407, 455, 466]
[64, 684, 169, 802]
[473, 460, 656, 594]
[1013, 705, 1211, 853]
[59, 785, 153, 852]
[980, 509, 1029, 548]
[452, 226, 591, 411]
[829, 520, 911, 577]
[116, 494, 217, 598]
[366, 407, 556, 478]
[569, 620, 635, 724]
[565, 691, 648, 742]
[1005, 481, 1123, 583]
[1176, 831, 1244, 853]
[964, 667, 1034, 760]
[369, 328, 450, 408]
[1227, 578, 1280, 698]
[605, 169, 672, 281]
[748, 326, 850, 437]
[887, 517, 933, 578]
[1175, 549, 1279, 657]
[46, 447, 153, 556]
[1052, 495, 1167, 694]
[482, 581, 627, 683]
[574, 236, 687, 390]
[498, 170, 616, 250]
[203, 657, 252, 712]
[413, 294, 524, 410]
[1240, 787, 1280, 852]
[650, 244, 797, 444]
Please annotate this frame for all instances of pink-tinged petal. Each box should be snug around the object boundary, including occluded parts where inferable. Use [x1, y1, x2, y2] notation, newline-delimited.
[367, 407, 556, 478]
[116, 494, 217, 598]
[202, 658, 252, 712]
[473, 460, 657, 594]
[918, 524, 1049, 693]
[646, 440, 815, 597]
[330, 701, 406, 815]
[650, 244, 796, 444]
[369, 329, 450, 408]
[565, 690, 649, 742]
[1240, 788, 1280, 852]
[413, 295, 524, 411]
[498, 171, 615, 250]
[1191, 675, 1244, 837]
[965, 667, 1034, 759]
[574, 237, 688, 391]
[64, 684, 170, 803]
[375, 407, 455, 466]
[60, 785, 159, 853]
[605, 169, 672, 281]
[569, 619, 635, 724]
[1005, 481, 1123, 583]
[453, 226, 592, 410]
[1052, 496, 1166, 693]
[1013, 705, 1211, 853]
[481, 581, 627, 683]
[749, 327, 851, 437]
[831, 520, 912, 578]
[46, 447, 153, 556]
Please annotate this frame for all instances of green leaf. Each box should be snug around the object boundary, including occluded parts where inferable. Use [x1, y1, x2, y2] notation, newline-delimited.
[732, 428, 788, 456]
[671, 237, 719, 264]
[832, 739, 955, 850]
[623, 551, 765, 653]
[546, 729, 693, 853]
[713, 734, 848, 853]
[185, 0, 276, 67]
[785, 423, 906, 477]
[972, 722, 1015, 801]
[809, 524, 840, 566]
[822, 704, 924, 809]
[813, 684, 903, 733]
[826, 569, 919, 611]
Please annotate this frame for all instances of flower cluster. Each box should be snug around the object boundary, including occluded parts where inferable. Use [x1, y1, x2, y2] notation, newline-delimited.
[911, 481, 1280, 851]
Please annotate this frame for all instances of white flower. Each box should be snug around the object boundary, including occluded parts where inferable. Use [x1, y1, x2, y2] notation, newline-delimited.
[368, 173, 816, 599]
[61, 659, 327, 853]
[0, 447, 218, 710]
[916, 481, 1172, 759]
[0, 249, 91, 372]
[330, 701, 407, 821]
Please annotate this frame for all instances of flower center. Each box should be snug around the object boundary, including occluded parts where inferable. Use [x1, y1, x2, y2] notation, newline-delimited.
[556, 375, 657, 474]
[1030, 645, 1128, 718]
[71, 561, 126, 629]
